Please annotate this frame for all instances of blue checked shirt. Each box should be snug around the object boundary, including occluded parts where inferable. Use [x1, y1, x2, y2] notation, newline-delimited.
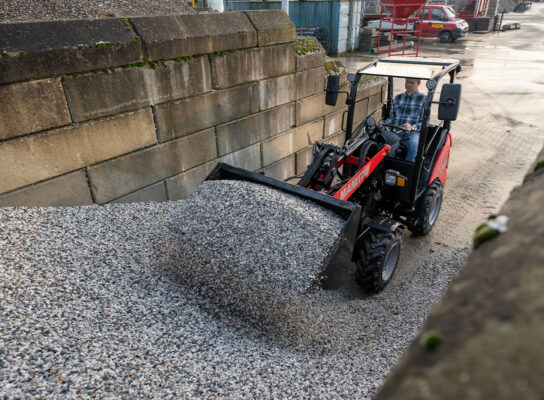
[384, 90, 427, 132]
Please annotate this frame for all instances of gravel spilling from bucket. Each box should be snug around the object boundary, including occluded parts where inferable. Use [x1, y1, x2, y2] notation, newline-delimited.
[0, 186, 469, 398]
[164, 180, 344, 334]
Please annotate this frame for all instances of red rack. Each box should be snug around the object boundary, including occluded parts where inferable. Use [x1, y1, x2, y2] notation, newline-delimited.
[375, 6, 423, 56]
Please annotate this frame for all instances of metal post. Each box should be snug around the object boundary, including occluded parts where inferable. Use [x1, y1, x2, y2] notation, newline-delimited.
[282, 0, 289, 15]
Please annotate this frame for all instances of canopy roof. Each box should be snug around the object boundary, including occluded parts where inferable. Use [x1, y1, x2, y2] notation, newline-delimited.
[359, 56, 460, 80]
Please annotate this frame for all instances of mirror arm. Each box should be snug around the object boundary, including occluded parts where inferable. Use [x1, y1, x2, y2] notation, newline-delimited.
[432, 99, 456, 105]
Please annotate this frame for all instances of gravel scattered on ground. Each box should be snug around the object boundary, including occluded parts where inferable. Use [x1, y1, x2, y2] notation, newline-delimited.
[0, 0, 199, 24]
[0, 180, 470, 398]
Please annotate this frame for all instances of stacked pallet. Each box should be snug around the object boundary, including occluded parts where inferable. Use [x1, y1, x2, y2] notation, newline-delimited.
[359, 27, 392, 52]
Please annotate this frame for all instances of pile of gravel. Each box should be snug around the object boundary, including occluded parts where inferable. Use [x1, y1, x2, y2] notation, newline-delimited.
[164, 180, 344, 333]
[0, 0, 198, 24]
[0, 181, 469, 398]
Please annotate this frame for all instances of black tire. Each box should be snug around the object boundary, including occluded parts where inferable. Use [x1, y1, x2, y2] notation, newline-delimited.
[355, 228, 402, 293]
[408, 180, 444, 236]
[439, 31, 452, 43]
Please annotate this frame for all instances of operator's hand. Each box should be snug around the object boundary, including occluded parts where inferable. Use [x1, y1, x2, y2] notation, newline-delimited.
[402, 123, 413, 131]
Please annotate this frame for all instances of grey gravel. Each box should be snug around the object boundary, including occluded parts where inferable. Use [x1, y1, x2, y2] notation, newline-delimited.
[0, 0, 199, 24]
[0, 180, 469, 399]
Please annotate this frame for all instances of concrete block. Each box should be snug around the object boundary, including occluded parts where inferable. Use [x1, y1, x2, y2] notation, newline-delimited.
[216, 103, 295, 156]
[258, 74, 295, 111]
[63, 68, 149, 122]
[296, 50, 326, 72]
[261, 119, 323, 166]
[296, 93, 345, 126]
[367, 93, 383, 115]
[353, 98, 369, 126]
[293, 119, 324, 151]
[111, 181, 167, 204]
[244, 10, 296, 46]
[88, 128, 216, 203]
[259, 154, 295, 181]
[63, 57, 213, 122]
[356, 80, 387, 102]
[295, 146, 313, 174]
[296, 67, 326, 100]
[130, 13, 256, 60]
[0, 170, 92, 207]
[0, 109, 157, 194]
[165, 161, 217, 200]
[211, 44, 295, 89]
[261, 129, 293, 167]
[0, 78, 71, 140]
[326, 130, 346, 147]
[324, 109, 344, 137]
[154, 85, 257, 143]
[0, 19, 142, 85]
[219, 143, 262, 172]
[143, 57, 211, 104]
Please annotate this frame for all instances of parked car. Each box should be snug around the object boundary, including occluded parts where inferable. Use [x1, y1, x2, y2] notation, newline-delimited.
[367, 4, 469, 43]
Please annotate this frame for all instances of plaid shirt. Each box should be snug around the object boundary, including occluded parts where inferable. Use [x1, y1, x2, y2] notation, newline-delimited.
[385, 90, 426, 132]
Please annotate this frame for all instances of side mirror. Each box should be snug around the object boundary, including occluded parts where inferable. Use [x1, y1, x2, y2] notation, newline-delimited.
[438, 83, 462, 121]
[325, 75, 340, 106]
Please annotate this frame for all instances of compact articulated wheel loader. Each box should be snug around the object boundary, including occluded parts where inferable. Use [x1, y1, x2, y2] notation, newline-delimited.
[205, 56, 462, 293]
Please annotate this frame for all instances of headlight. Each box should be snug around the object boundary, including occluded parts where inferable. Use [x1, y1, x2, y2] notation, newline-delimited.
[384, 170, 407, 187]
[385, 172, 398, 186]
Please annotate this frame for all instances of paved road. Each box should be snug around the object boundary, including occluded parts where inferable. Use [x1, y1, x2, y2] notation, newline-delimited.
[345, 4, 544, 292]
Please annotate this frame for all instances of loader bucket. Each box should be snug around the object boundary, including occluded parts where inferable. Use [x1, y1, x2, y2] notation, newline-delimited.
[204, 163, 362, 290]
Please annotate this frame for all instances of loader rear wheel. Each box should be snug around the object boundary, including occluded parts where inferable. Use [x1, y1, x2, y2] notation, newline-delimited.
[408, 180, 444, 236]
[355, 229, 402, 293]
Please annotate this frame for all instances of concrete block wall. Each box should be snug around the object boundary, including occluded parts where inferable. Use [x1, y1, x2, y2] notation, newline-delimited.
[0, 11, 385, 207]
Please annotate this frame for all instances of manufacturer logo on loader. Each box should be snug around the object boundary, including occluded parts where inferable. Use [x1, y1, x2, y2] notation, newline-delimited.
[339, 166, 370, 200]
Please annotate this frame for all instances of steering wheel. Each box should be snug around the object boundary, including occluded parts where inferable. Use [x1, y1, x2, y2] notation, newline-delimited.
[381, 122, 411, 131]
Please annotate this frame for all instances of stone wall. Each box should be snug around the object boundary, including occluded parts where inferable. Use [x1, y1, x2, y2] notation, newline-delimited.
[0, 10, 385, 207]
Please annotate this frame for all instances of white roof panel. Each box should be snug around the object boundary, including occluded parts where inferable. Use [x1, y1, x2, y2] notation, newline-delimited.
[360, 56, 459, 80]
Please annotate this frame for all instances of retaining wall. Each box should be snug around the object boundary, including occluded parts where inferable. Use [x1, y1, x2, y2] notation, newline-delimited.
[0, 10, 385, 207]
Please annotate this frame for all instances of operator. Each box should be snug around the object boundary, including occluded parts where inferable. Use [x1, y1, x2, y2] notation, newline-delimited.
[381, 78, 426, 162]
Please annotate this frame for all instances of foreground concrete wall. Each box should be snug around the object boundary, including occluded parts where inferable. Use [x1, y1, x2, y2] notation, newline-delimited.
[375, 147, 544, 400]
[0, 11, 385, 206]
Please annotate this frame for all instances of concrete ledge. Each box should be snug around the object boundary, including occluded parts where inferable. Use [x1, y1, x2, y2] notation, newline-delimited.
[375, 149, 544, 400]
[0, 170, 92, 207]
[0, 78, 71, 140]
[296, 50, 326, 72]
[87, 128, 216, 204]
[130, 13, 256, 60]
[244, 10, 295, 47]
[216, 103, 295, 156]
[211, 44, 295, 89]
[154, 84, 257, 143]
[0, 19, 142, 84]
[111, 181, 168, 204]
[0, 109, 157, 194]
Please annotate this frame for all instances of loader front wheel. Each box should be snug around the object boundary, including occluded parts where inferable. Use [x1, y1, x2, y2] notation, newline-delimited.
[355, 228, 402, 293]
[407, 180, 444, 236]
